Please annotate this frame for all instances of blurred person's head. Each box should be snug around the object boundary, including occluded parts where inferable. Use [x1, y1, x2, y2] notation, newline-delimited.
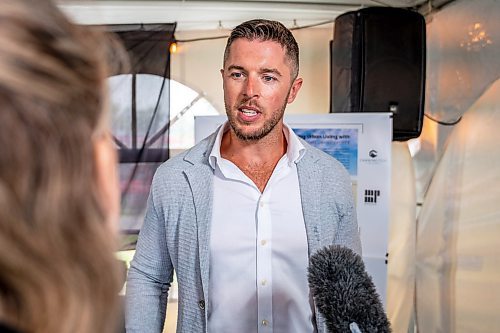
[0, 0, 123, 332]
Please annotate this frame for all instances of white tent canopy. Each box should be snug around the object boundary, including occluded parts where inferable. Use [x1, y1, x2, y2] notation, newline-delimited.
[60, 0, 453, 31]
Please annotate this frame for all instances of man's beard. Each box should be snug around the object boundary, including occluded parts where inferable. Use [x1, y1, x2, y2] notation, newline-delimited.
[225, 96, 289, 142]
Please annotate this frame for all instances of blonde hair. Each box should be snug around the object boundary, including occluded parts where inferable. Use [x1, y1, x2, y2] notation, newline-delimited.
[0, 0, 122, 332]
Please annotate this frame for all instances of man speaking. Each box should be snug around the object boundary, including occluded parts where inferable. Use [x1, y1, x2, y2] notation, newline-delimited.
[125, 19, 361, 333]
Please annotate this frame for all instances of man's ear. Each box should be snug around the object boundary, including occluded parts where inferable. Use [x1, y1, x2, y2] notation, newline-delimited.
[287, 77, 303, 104]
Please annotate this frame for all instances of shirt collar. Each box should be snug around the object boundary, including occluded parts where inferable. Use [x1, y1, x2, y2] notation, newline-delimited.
[283, 122, 306, 165]
[208, 122, 228, 170]
[208, 121, 306, 170]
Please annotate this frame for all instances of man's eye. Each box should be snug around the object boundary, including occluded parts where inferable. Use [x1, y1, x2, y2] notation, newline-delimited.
[230, 72, 242, 78]
[263, 75, 276, 82]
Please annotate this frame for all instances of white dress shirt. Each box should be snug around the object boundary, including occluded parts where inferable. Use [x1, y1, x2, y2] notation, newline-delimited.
[207, 122, 316, 333]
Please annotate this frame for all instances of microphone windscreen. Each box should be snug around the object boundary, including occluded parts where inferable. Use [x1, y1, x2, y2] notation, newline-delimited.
[308, 245, 391, 333]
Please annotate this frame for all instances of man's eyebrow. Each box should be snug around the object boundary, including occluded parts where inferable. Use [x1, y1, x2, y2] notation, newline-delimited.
[261, 68, 282, 76]
[227, 65, 245, 71]
[226, 65, 283, 77]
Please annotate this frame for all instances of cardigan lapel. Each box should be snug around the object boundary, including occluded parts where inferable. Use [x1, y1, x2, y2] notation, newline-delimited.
[182, 133, 218, 305]
[296, 146, 323, 257]
[296, 144, 329, 333]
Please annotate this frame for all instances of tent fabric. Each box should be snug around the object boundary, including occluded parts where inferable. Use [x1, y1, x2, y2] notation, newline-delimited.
[107, 25, 176, 235]
[387, 141, 417, 333]
[109, 73, 171, 233]
[409, 1, 500, 330]
[425, 0, 500, 123]
[416, 78, 500, 332]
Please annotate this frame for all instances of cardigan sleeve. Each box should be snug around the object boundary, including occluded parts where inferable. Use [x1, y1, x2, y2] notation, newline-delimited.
[125, 173, 174, 333]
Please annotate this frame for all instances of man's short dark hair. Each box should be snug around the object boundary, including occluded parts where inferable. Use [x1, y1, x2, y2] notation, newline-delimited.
[223, 19, 299, 79]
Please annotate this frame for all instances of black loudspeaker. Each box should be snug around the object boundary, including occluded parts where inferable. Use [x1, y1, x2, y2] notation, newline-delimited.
[331, 7, 426, 141]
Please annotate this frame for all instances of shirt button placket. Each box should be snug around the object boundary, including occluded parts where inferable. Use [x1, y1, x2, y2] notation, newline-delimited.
[257, 193, 272, 332]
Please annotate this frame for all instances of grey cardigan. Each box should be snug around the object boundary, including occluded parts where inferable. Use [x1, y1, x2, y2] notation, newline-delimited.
[125, 131, 361, 333]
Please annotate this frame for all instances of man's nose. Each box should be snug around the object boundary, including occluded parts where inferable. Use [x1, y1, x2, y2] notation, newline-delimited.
[243, 75, 259, 98]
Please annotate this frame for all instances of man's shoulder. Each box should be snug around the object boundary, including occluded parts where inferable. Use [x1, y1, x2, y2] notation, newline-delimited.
[155, 133, 216, 176]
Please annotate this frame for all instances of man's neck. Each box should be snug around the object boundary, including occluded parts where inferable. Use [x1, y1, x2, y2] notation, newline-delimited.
[220, 126, 287, 192]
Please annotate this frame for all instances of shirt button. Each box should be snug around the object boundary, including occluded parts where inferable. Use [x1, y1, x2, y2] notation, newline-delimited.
[262, 319, 269, 326]
[261, 240, 267, 246]
[261, 279, 267, 286]
[198, 300, 205, 310]
[259, 201, 264, 207]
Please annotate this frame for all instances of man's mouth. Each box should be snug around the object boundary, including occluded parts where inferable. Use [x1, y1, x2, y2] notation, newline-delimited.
[238, 104, 260, 115]
[240, 108, 258, 116]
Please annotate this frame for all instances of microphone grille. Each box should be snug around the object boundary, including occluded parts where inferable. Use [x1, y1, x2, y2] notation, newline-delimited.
[308, 245, 391, 333]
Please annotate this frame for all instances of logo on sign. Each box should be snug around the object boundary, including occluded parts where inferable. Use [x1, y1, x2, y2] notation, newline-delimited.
[360, 149, 386, 165]
[364, 189, 381, 204]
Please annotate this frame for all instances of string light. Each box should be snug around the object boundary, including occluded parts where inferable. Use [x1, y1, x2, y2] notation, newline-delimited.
[169, 41, 178, 53]
[460, 22, 493, 51]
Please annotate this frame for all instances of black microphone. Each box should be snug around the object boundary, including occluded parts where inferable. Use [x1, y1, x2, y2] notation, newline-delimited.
[308, 245, 391, 333]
